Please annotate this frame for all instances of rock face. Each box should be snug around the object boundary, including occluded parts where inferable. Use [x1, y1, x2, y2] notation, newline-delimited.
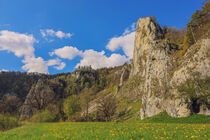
[119, 65, 130, 86]
[19, 78, 60, 119]
[130, 17, 210, 119]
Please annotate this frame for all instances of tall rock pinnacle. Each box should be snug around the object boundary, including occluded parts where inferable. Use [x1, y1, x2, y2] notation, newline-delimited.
[130, 16, 210, 119]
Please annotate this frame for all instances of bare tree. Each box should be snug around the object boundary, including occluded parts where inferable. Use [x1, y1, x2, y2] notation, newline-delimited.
[97, 95, 117, 121]
[29, 87, 56, 110]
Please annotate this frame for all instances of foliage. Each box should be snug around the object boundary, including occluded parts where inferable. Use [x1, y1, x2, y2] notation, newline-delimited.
[0, 72, 47, 100]
[0, 72, 49, 116]
[183, 1, 210, 54]
[30, 109, 58, 122]
[63, 95, 81, 120]
[0, 96, 22, 116]
[0, 114, 19, 131]
[163, 26, 186, 45]
[80, 88, 91, 121]
[178, 76, 210, 108]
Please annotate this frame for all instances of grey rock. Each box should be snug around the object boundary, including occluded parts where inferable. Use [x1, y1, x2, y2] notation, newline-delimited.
[130, 17, 210, 119]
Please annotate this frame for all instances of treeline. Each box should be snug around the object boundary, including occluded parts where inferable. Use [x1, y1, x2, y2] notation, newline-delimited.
[162, 1, 209, 57]
[0, 72, 48, 99]
[184, 1, 210, 50]
[17, 66, 120, 123]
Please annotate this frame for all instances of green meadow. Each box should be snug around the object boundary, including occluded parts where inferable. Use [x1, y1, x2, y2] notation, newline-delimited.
[0, 114, 209, 140]
[0, 122, 209, 140]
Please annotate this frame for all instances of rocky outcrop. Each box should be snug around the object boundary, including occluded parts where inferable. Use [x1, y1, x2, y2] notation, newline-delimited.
[19, 79, 59, 119]
[130, 17, 210, 119]
[119, 65, 130, 86]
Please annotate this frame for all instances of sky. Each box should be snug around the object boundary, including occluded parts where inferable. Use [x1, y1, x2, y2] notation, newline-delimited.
[0, 0, 204, 74]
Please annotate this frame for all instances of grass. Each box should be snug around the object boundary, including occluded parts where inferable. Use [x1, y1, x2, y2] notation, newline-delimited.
[0, 113, 209, 140]
[134, 112, 210, 124]
[0, 121, 209, 140]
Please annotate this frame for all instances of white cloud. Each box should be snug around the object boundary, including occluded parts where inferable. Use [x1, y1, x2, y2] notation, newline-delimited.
[0, 30, 35, 57]
[22, 57, 48, 74]
[50, 46, 82, 60]
[0, 69, 8, 72]
[50, 23, 136, 70]
[47, 58, 61, 66]
[40, 29, 72, 39]
[76, 50, 129, 69]
[0, 30, 49, 74]
[51, 46, 129, 69]
[54, 62, 66, 70]
[47, 58, 66, 70]
[56, 31, 71, 39]
[106, 23, 136, 59]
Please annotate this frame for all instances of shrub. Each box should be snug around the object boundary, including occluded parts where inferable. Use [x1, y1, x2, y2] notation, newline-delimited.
[30, 109, 57, 122]
[63, 95, 81, 121]
[178, 76, 210, 102]
[0, 114, 19, 130]
[178, 75, 210, 112]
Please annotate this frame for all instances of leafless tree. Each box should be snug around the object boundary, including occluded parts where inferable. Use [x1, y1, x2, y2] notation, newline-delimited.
[97, 95, 117, 121]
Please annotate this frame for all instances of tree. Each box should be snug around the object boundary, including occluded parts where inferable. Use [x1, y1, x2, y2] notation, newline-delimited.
[27, 85, 56, 110]
[99, 76, 106, 89]
[0, 96, 22, 115]
[184, 1, 210, 50]
[81, 86, 91, 121]
[63, 95, 81, 120]
[163, 26, 186, 44]
[80, 76, 85, 87]
[97, 95, 117, 121]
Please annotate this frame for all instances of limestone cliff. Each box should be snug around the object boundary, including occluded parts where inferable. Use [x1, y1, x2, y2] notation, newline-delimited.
[19, 78, 63, 119]
[130, 17, 210, 119]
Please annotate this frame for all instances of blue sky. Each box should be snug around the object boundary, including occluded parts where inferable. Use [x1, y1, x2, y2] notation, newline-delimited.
[0, 0, 204, 74]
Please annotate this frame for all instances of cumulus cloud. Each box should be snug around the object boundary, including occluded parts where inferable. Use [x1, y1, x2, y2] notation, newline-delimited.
[76, 50, 129, 69]
[40, 29, 72, 39]
[47, 58, 61, 66]
[50, 46, 82, 60]
[0, 30, 35, 57]
[122, 23, 136, 35]
[0, 30, 49, 73]
[51, 46, 129, 69]
[22, 57, 48, 73]
[106, 23, 136, 59]
[54, 62, 66, 70]
[49, 23, 137, 70]
[0, 69, 8, 72]
[47, 58, 66, 70]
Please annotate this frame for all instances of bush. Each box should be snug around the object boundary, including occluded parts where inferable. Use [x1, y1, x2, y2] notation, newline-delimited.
[178, 76, 210, 106]
[63, 95, 81, 121]
[0, 114, 19, 130]
[30, 109, 57, 122]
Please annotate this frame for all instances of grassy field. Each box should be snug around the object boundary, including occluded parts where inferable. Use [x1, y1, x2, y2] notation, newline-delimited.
[135, 113, 210, 124]
[0, 122, 209, 140]
[0, 114, 209, 140]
